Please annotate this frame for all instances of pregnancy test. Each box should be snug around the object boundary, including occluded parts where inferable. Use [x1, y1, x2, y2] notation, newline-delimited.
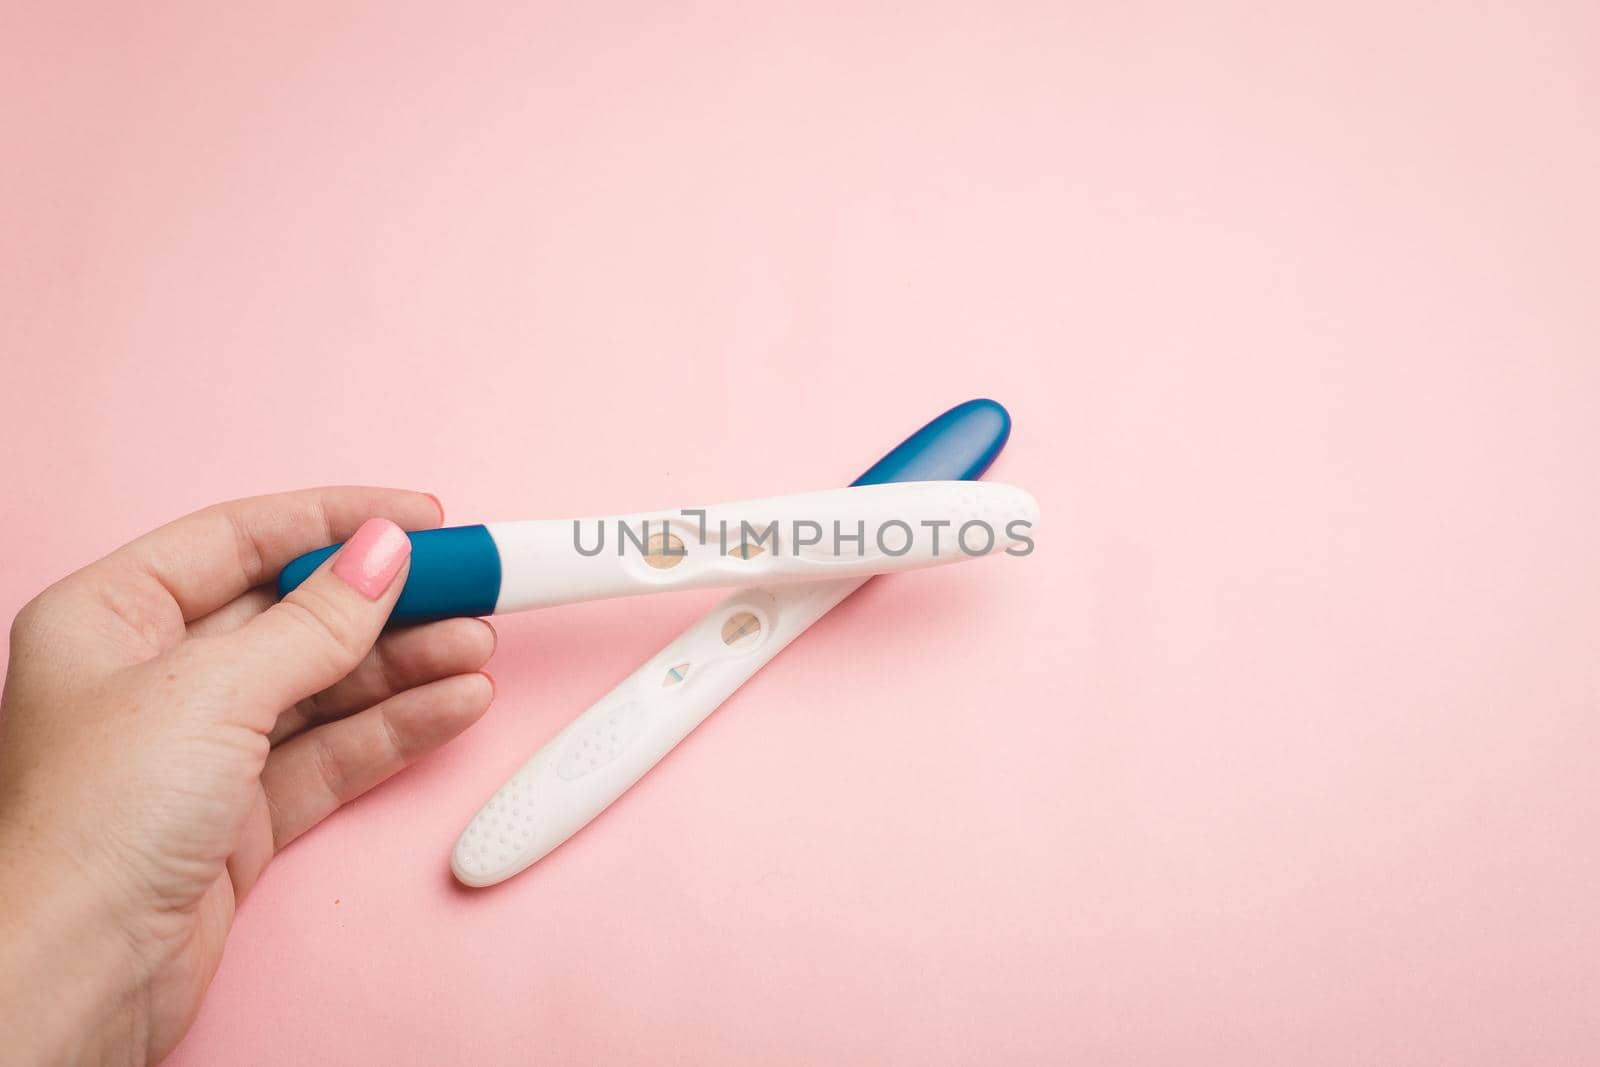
[278, 481, 1037, 623]
[452, 398, 1016, 886]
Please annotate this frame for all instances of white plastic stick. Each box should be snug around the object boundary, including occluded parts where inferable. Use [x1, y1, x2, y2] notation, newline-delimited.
[484, 481, 1037, 612]
[452, 575, 865, 886]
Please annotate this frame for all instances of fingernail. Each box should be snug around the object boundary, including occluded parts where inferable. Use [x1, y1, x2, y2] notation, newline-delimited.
[480, 670, 496, 698]
[332, 518, 411, 600]
[425, 492, 445, 523]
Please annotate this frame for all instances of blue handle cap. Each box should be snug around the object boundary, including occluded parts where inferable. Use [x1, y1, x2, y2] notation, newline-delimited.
[853, 397, 1011, 486]
[276, 523, 502, 624]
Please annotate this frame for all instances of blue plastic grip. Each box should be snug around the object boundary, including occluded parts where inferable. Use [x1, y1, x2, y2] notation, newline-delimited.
[853, 397, 1011, 486]
[275, 523, 502, 624]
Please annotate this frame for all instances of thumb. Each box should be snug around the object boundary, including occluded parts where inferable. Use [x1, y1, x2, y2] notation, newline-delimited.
[218, 517, 412, 716]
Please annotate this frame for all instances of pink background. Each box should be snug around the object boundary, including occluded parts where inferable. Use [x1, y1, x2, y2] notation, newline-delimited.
[4, 2, 1599, 1063]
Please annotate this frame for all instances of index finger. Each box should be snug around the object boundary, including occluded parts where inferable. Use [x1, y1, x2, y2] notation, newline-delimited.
[89, 486, 443, 622]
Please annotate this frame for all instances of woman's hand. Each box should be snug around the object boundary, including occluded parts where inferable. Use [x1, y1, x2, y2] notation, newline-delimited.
[0, 487, 497, 1064]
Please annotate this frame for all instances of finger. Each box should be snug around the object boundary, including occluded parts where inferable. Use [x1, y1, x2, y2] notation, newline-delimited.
[85, 486, 442, 623]
[261, 672, 495, 850]
[267, 617, 496, 745]
[186, 587, 276, 639]
[212, 517, 412, 719]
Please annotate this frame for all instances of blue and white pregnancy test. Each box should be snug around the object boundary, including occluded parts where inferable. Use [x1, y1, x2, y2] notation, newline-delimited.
[448, 399, 1018, 886]
[279, 481, 1037, 623]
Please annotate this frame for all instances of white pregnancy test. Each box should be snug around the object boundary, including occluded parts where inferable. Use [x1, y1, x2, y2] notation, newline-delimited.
[279, 481, 1038, 624]
[450, 575, 870, 886]
[450, 399, 1026, 886]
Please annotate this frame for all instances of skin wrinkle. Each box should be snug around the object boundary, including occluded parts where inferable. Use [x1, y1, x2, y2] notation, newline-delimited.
[223, 506, 271, 602]
[378, 703, 409, 765]
[306, 731, 353, 815]
[371, 634, 404, 710]
[262, 780, 293, 854]
[95, 572, 182, 660]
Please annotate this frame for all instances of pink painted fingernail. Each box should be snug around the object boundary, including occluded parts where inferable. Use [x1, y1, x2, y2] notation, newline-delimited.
[332, 518, 411, 600]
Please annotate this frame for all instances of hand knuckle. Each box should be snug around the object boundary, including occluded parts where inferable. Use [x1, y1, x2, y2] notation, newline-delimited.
[308, 731, 350, 801]
[276, 594, 366, 667]
[9, 581, 68, 642]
